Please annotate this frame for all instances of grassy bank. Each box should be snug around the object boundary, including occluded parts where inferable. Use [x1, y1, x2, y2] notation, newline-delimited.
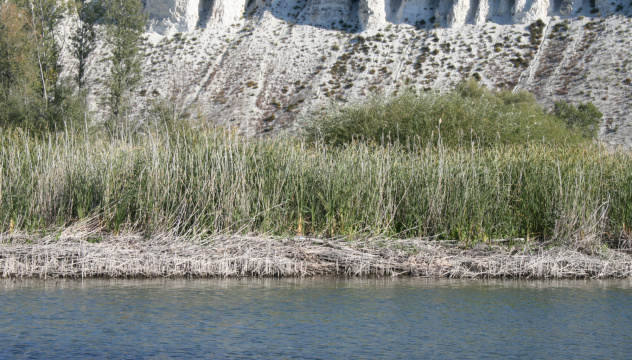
[1, 127, 631, 249]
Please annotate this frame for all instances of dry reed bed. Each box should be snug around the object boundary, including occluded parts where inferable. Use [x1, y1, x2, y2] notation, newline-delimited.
[2, 235, 631, 279]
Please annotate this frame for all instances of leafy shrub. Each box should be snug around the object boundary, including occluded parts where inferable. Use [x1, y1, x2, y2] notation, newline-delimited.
[553, 101, 602, 139]
[305, 80, 589, 147]
[528, 19, 546, 46]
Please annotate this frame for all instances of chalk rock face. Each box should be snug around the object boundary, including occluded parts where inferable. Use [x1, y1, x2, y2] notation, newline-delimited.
[204, 0, 248, 27]
[473, 0, 491, 25]
[558, 0, 576, 14]
[302, 0, 355, 27]
[146, 0, 199, 34]
[435, 0, 556, 27]
[358, 0, 387, 30]
[594, 0, 618, 16]
[146, 0, 248, 34]
[495, 0, 513, 17]
[395, 0, 440, 25]
[512, 0, 551, 24]
[444, 0, 471, 27]
[143, 0, 604, 34]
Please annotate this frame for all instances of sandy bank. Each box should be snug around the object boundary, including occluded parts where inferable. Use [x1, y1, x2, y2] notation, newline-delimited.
[2, 235, 632, 279]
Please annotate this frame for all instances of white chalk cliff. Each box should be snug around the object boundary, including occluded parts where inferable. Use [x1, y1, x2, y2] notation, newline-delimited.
[74, 1, 632, 147]
[145, 0, 249, 34]
[144, 0, 621, 34]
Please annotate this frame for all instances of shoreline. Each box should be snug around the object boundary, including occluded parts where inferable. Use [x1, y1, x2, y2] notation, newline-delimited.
[2, 235, 632, 279]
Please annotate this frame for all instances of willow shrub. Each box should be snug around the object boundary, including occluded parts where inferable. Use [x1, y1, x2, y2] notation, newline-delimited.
[304, 80, 590, 147]
[1, 128, 631, 248]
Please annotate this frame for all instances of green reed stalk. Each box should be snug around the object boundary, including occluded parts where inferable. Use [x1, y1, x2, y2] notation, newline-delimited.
[1, 128, 630, 247]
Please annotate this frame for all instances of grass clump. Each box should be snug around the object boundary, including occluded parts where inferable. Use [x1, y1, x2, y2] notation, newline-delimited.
[1, 127, 630, 250]
[305, 80, 596, 147]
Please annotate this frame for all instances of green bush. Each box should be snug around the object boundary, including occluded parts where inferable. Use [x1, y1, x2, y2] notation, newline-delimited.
[553, 101, 602, 139]
[305, 80, 588, 147]
[0, 83, 88, 135]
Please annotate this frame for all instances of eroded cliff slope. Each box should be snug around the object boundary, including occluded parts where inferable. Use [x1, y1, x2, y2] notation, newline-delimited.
[76, 0, 632, 146]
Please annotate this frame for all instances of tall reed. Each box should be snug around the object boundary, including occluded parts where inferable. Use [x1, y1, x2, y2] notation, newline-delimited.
[1, 127, 630, 248]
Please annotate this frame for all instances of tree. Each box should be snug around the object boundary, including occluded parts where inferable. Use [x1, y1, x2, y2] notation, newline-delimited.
[0, 3, 37, 98]
[103, 0, 146, 121]
[0, 3, 41, 129]
[71, 0, 103, 88]
[1, 1, 88, 133]
[13, 0, 67, 106]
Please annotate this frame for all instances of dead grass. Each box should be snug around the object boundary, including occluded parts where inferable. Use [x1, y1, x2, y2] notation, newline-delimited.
[2, 234, 631, 279]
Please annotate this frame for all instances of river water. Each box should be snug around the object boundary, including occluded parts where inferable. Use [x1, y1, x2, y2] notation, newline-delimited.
[1, 278, 631, 359]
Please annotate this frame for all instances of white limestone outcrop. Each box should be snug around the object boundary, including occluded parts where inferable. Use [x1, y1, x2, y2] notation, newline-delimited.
[444, 0, 471, 27]
[205, 0, 248, 27]
[146, 0, 247, 34]
[301, 0, 354, 27]
[144, 0, 607, 34]
[392, 0, 440, 26]
[512, 0, 551, 24]
[146, 0, 199, 34]
[358, 0, 387, 30]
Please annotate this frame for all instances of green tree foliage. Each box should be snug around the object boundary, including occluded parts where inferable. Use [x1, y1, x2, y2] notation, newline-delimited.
[103, 0, 147, 121]
[0, 3, 41, 130]
[553, 101, 602, 139]
[14, 0, 67, 105]
[0, 3, 37, 98]
[1, 1, 86, 133]
[71, 0, 104, 88]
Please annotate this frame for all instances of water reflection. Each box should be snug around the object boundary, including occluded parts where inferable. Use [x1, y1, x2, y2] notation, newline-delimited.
[4, 277, 632, 290]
